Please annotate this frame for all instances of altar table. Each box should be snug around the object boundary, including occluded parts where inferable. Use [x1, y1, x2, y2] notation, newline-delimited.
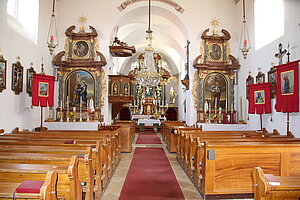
[197, 123, 250, 131]
[44, 122, 99, 130]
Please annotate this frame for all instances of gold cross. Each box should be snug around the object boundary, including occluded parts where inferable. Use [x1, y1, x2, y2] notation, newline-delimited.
[211, 18, 220, 35]
[78, 15, 87, 33]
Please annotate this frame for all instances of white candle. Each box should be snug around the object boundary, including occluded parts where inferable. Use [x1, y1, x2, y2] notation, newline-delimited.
[215, 98, 217, 108]
[73, 107, 76, 112]
[239, 96, 243, 121]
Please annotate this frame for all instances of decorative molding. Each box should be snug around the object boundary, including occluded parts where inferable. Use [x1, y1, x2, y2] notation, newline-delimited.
[192, 71, 198, 108]
[100, 68, 106, 108]
[117, 0, 185, 13]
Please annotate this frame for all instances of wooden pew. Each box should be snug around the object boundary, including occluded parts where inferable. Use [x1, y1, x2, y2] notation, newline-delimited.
[253, 167, 300, 200]
[113, 120, 135, 152]
[0, 147, 94, 200]
[0, 142, 105, 199]
[161, 121, 185, 141]
[0, 170, 58, 200]
[201, 141, 300, 199]
[0, 155, 81, 200]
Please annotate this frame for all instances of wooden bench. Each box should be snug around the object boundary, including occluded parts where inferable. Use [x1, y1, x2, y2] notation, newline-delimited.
[0, 155, 81, 200]
[112, 120, 135, 152]
[201, 141, 300, 199]
[0, 147, 94, 200]
[0, 142, 106, 199]
[0, 170, 58, 200]
[253, 167, 300, 200]
[161, 121, 185, 141]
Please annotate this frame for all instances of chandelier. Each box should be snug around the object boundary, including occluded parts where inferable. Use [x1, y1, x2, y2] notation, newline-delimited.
[47, 0, 58, 55]
[239, 0, 251, 59]
[135, 0, 161, 87]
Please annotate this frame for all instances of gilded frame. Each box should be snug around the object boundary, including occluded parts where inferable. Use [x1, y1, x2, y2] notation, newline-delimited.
[72, 40, 91, 59]
[26, 67, 36, 96]
[256, 71, 265, 84]
[0, 56, 7, 92]
[246, 74, 254, 99]
[11, 61, 23, 95]
[268, 66, 277, 99]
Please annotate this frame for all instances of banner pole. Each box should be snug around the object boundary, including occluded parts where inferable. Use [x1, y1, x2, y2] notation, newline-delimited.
[287, 112, 290, 134]
[40, 107, 43, 128]
[260, 114, 263, 131]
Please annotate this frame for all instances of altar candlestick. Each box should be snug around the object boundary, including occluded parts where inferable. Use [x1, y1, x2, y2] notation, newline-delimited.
[208, 103, 211, 123]
[239, 96, 244, 123]
[60, 100, 63, 122]
[80, 102, 82, 122]
[73, 107, 76, 122]
[66, 100, 70, 122]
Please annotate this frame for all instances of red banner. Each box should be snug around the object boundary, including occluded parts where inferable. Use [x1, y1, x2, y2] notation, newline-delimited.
[248, 83, 271, 114]
[32, 74, 55, 107]
[275, 60, 299, 113]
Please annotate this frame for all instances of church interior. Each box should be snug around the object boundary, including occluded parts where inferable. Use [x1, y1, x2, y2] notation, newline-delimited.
[0, 0, 300, 199]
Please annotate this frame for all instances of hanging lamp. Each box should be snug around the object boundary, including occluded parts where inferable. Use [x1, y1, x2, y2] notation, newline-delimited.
[135, 0, 161, 87]
[239, 0, 251, 59]
[47, 0, 59, 55]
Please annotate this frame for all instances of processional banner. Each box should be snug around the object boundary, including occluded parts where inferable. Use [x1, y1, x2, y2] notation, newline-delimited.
[32, 74, 55, 107]
[275, 60, 299, 113]
[248, 82, 271, 114]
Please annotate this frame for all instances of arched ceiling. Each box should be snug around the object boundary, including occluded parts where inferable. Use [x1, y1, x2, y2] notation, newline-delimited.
[113, 5, 189, 75]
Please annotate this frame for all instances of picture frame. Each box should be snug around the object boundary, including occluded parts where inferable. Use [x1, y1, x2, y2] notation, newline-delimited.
[268, 66, 277, 98]
[72, 40, 90, 59]
[246, 74, 254, 99]
[38, 82, 49, 97]
[11, 61, 23, 95]
[254, 90, 265, 104]
[26, 66, 36, 96]
[280, 70, 294, 95]
[0, 56, 7, 93]
[256, 71, 265, 84]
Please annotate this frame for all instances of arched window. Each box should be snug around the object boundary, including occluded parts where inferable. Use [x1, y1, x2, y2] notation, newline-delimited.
[255, 0, 284, 50]
[7, 0, 39, 44]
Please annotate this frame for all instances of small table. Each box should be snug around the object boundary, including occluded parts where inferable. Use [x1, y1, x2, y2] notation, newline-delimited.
[137, 119, 161, 133]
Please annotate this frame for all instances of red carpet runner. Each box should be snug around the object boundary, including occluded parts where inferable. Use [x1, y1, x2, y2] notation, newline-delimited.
[119, 147, 185, 200]
[136, 134, 162, 144]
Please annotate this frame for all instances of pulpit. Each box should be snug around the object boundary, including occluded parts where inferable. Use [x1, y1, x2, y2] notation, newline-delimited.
[143, 97, 154, 115]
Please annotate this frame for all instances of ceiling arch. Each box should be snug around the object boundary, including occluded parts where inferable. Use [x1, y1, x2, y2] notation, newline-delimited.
[112, 5, 189, 75]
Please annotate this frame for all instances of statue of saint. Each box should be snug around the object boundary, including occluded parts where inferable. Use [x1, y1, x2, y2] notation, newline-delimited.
[169, 87, 177, 104]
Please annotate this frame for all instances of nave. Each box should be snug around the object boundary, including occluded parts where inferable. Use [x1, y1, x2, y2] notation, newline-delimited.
[101, 132, 203, 200]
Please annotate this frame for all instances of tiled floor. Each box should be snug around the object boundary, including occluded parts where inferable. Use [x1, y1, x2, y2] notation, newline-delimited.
[100, 134, 253, 200]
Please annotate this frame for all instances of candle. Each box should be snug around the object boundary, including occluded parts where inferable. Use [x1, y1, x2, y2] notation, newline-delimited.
[73, 107, 76, 112]
[239, 96, 243, 121]
[50, 35, 54, 41]
[215, 98, 217, 108]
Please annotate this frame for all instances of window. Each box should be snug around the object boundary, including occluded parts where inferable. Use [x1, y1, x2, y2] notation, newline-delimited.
[255, 0, 284, 50]
[7, 0, 39, 44]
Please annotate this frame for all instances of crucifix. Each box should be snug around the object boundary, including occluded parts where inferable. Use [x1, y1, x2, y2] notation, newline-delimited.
[78, 15, 87, 33]
[274, 43, 287, 65]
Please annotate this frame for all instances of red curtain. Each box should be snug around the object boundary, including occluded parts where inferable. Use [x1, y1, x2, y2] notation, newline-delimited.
[248, 83, 271, 114]
[275, 60, 299, 113]
[32, 74, 55, 107]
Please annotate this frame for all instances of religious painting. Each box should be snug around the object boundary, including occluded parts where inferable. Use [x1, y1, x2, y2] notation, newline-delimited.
[254, 90, 265, 104]
[11, 61, 23, 95]
[66, 70, 94, 106]
[203, 72, 227, 109]
[280, 70, 294, 95]
[124, 82, 129, 96]
[112, 82, 119, 96]
[268, 66, 277, 98]
[256, 71, 265, 84]
[209, 43, 222, 61]
[38, 82, 49, 97]
[26, 67, 36, 96]
[0, 57, 7, 92]
[72, 40, 89, 59]
[246, 74, 254, 99]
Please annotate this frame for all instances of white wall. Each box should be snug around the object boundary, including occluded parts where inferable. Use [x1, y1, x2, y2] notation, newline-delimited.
[3, 0, 297, 136]
[0, 0, 53, 132]
[236, 0, 300, 137]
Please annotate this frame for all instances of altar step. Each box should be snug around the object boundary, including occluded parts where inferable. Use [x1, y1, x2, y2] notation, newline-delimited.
[135, 125, 161, 133]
